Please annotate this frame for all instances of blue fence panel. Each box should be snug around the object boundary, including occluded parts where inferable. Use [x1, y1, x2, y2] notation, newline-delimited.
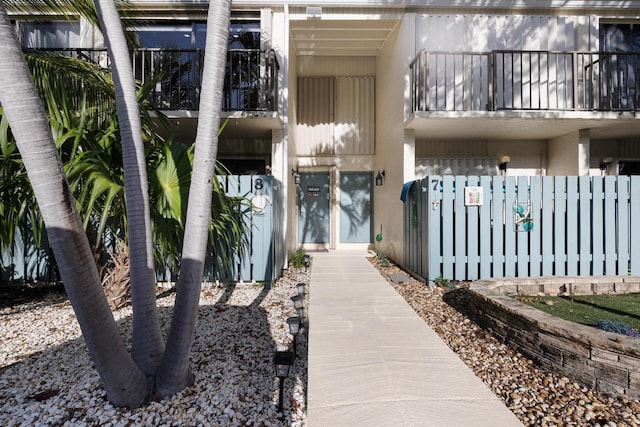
[3, 174, 283, 284]
[403, 175, 640, 283]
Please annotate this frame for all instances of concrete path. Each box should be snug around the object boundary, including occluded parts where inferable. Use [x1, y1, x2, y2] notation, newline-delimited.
[306, 250, 523, 427]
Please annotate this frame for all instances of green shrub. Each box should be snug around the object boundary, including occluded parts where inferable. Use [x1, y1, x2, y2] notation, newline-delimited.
[288, 247, 307, 269]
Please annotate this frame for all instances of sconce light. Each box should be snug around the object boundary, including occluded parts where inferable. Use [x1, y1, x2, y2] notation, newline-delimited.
[292, 169, 301, 185]
[375, 170, 385, 187]
[600, 157, 613, 174]
[306, 6, 322, 20]
[498, 155, 510, 174]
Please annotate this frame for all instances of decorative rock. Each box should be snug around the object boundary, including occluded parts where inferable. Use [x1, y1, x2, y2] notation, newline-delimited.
[0, 268, 310, 425]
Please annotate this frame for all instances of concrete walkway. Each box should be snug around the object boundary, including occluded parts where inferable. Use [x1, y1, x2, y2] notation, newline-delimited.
[306, 250, 523, 427]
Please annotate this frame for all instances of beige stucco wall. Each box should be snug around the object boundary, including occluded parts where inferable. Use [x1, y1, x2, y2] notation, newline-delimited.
[373, 14, 415, 263]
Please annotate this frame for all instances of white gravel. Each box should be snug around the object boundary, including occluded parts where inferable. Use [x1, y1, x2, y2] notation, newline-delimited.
[0, 269, 309, 426]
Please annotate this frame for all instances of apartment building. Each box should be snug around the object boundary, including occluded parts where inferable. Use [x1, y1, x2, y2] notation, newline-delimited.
[10, 0, 640, 264]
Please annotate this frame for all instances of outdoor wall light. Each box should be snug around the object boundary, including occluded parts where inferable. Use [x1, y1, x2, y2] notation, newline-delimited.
[296, 282, 306, 295]
[287, 316, 302, 356]
[291, 295, 304, 309]
[498, 155, 510, 174]
[292, 169, 301, 185]
[375, 170, 385, 186]
[273, 350, 295, 414]
[600, 157, 613, 174]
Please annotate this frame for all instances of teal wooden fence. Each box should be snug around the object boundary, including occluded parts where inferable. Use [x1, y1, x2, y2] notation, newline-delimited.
[2, 175, 285, 285]
[403, 175, 640, 283]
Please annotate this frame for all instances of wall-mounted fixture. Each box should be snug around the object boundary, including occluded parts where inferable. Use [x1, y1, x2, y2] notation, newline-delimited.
[306, 6, 322, 20]
[599, 157, 613, 175]
[375, 170, 385, 187]
[498, 155, 511, 175]
[292, 169, 301, 185]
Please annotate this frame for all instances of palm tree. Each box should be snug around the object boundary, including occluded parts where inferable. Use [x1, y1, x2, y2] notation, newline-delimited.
[93, 0, 165, 376]
[155, 0, 232, 396]
[0, 3, 150, 407]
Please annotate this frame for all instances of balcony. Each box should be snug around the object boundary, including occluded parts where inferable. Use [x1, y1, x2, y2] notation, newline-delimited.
[408, 49, 640, 140]
[36, 48, 279, 112]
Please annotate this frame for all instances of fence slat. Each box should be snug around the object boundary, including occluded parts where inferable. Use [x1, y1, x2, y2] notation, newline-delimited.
[591, 177, 605, 275]
[529, 176, 542, 276]
[492, 176, 506, 277]
[466, 176, 480, 280]
[617, 176, 630, 274]
[516, 176, 530, 276]
[454, 176, 467, 280]
[442, 176, 455, 280]
[604, 177, 617, 274]
[566, 177, 579, 275]
[579, 176, 592, 275]
[504, 177, 517, 277]
[631, 176, 640, 275]
[479, 176, 492, 279]
[541, 176, 554, 275]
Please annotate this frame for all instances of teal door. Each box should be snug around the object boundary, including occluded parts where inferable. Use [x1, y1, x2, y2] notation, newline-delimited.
[298, 172, 330, 244]
[339, 172, 373, 243]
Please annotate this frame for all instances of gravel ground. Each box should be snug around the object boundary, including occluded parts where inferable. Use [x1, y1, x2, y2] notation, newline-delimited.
[0, 269, 309, 426]
[369, 256, 640, 427]
[4, 255, 640, 426]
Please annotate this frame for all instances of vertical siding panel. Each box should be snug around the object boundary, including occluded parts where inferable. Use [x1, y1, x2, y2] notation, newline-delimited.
[492, 176, 505, 277]
[419, 180, 429, 279]
[566, 177, 579, 275]
[479, 176, 492, 278]
[579, 176, 592, 275]
[617, 176, 630, 275]
[504, 177, 517, 277]
[442, 176, 455, 280]
[529, 176, 542, 276]
[631, 176, 640, 275]
[541, 176, 554, 275]
[554, 176, 567, 275]
[454, 176, 467, 280]
[592, 177, 605, 275]
[604, 176, 617, 274]
[467, 176, 480, 279]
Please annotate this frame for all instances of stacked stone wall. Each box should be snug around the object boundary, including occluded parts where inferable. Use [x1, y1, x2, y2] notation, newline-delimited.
[468, 277, 640, 399]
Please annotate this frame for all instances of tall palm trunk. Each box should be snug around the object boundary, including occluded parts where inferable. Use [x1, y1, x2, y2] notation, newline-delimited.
[155, 0, 232, 396]
[0, 3, 149, 408]
[93, 0, 165, 374]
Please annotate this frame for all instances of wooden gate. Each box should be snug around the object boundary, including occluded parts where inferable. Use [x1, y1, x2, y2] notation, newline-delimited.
[403, 175, 640, 283]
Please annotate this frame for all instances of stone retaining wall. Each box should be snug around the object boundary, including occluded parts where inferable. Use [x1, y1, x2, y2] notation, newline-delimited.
[468, 277, 640, 399]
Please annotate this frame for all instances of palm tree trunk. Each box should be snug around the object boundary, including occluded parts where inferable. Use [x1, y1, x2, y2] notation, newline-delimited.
[0, 4, 149, 408]
[155, 0, 232, 396]
[93, 0, 165, 374]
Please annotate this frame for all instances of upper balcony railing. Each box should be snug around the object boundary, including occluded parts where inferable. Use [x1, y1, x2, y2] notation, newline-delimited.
[410, 49, 640, 113]
[35, 48, 279, 112]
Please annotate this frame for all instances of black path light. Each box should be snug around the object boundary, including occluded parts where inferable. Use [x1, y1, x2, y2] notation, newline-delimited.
[296, 282, 306, 296]
[303, 254, 310, 271]
[287, 316, 302, 355]
[273, 350, 295, 415]
[291, 294, 304, 310]
[296, 305, 305, 321]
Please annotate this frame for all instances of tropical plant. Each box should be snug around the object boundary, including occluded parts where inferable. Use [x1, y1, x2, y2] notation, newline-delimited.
[0, 0, 237, 406]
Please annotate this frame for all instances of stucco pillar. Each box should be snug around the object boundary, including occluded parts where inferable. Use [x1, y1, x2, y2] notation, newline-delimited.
[547, 129, 590, 176]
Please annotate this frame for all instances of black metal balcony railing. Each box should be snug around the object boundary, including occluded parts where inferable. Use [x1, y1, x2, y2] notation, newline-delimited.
[37, 48, 279, 112]
[410, 49, 640, 112]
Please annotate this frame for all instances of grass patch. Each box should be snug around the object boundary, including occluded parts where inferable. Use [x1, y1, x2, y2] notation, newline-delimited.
[514, 293, 640, 332]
